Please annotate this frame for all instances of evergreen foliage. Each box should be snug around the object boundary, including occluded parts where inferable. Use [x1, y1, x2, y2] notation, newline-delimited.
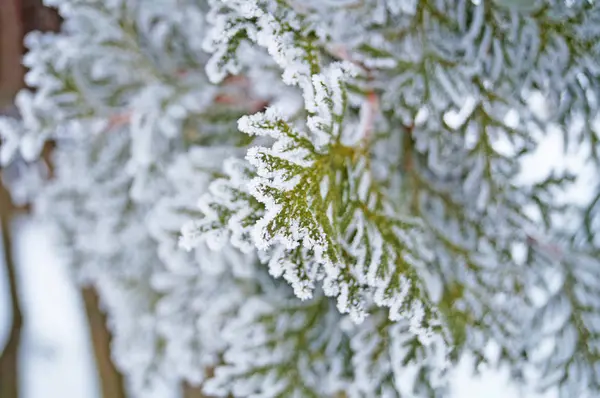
[1, 0, 600, 396]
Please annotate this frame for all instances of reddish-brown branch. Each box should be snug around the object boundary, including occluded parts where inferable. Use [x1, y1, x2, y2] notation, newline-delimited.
[103, 75, 269, 134]
[360, 90, 379, 144]
[104, 112, 132, 132]
[526, 234, 564, 260]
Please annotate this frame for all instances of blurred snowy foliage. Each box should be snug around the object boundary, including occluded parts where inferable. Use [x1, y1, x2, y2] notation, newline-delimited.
[1, 0, 600, 396]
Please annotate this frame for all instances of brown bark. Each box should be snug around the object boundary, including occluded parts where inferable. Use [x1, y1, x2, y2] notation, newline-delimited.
[81, 286, 128, 398]
[0, 2, 26, 394]
[0, 0, 25, 108]
[20, 0, 61, 36]
[182, 382, 208, 398]
[0, 179, 22, 398]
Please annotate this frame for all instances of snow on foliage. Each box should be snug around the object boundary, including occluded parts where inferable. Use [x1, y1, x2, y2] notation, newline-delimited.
[0, 0, 599, 396]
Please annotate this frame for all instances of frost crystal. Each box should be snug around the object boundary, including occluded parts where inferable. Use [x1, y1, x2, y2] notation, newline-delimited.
[3, 0, 600, 396]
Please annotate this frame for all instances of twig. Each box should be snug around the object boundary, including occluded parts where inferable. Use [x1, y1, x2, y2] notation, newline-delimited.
[359, 90, 379, 144]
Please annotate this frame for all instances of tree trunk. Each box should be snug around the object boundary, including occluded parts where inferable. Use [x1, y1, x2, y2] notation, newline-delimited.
[0, 2, 25, 393]
[0, 0, 25, 108]
[20, 0, 62, 36]
[81, 286, 128, 398]
[182, 382, 208, 398]
[0, 181, 22, 398]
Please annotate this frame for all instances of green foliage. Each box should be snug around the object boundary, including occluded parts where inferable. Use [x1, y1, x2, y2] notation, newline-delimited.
[4, 0, 600, 397]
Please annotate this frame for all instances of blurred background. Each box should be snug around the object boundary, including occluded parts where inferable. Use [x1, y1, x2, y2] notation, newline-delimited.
[0, 2, 554, 397]
[0, 2, 102, 397]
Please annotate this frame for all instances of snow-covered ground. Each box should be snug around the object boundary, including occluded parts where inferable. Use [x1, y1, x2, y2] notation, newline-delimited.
[0, 217, 557, 398]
